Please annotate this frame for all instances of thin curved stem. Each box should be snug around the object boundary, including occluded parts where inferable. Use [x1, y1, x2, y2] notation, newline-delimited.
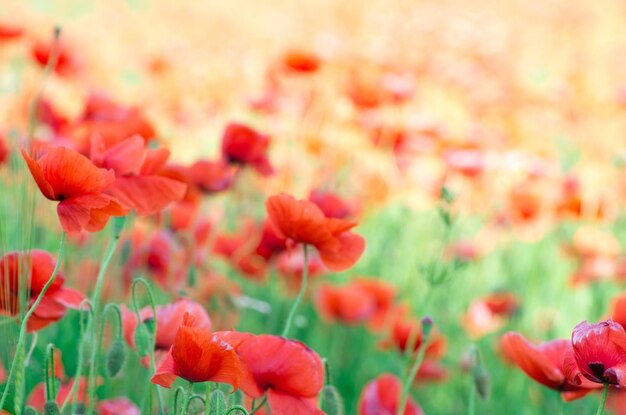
[0, 232, 66, 411]
[250, 395, 267, 415]
[396, 333, 429, 415]
[86, 221, 124, 413]
[132, 277, 164, 414]
[595, 383, 609, 415]
[63, 300, 93, 413]
[282, 244, 308, 337]
[225, 406, 250, 415]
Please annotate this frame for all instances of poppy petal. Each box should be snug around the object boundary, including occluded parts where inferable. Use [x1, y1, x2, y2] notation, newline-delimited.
[107, 176, 187, 216]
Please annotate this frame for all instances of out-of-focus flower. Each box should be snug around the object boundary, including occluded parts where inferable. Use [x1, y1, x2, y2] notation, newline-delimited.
[358, 373, 423, 415]
[265, 193, 365, 271]
[221, 122, 273, 176]
[99, 397, 140, 415]
[281, 49, 321, 73]
[315, 282, 376, 325]
[0, 250, 84, 332]
[462, 291, 518, 339]
[188, 159, 235, 194]
[309, 189, 356, 219]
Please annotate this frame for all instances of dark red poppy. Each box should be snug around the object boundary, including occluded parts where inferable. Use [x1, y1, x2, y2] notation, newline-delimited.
[90, 135, 187, 216]
[500, 332, 600, 401]
[99, 398, 140, 415]
[358, 373, 423, 415]
[22, 145, 128, 233]
[315, 282, 376, 325]
[564, 320, 626, 387]
[265, 193, 365, 271]
[188, 159, 235, 194]
[0, 250, 85, 332]
[151, 313, 243, 388]
[221, 122, 273, 176]
[309, 190, 355, 219]
[224, 333, 324, 415]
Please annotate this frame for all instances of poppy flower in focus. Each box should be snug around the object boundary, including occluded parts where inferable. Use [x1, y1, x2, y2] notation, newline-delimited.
[309, 189, 355, 219]
[500, 332, 600, 401]
[99, 398, 140, 415]
[281, 49, 321, 73]
[22, 145, 128, 233]
[90, 135, 187, 215]
[564, 320, 626, 387]
[0, 250, 85, 332]
[358, 373, 423, 415]
[228, 333, 325, 415]
[315, 282, 376, 325]
[265, 193, 365, 271]
[189, 159, 236, 194]
[221, 122, 273, 176]
[121, 298, 211, 359]
[151, 313, 243, 389]
[462, 291, 519, 339]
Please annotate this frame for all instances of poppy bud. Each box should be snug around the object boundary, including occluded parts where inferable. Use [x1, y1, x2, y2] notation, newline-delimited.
[208, 390, 227, 415]
[105, 338, 127, 378]
[320, 385, 344, 415]
[43, 401, 60, 415]
[134, 324, 152, 356]
[473, 364, 490, 400]
[421, 316, 434, 338]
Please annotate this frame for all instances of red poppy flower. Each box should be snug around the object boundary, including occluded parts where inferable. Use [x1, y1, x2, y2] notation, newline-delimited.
[188, 159, 235, 194]
[314, 282, 376, 325]
[352, 278, 396, 331]
[151, 313, 243, 388]
[28, 377, 90, 411]
[31, 40, 78, 76]
[611, 294, 626, 329]
[414, 361, 449, 384]
[282, 49, 321, 73]
[228, 333, 324, 415]
[385, 316, 446, 358]
[90, 135, 187, 215]
[99, 398, 140, 415]
[265, 193, 365, 271]
[358, 373, 423, 415]
[221, 122, 273, 176]
[500, 332, 600, 401]
[0, 135, 8, 166]
[564, 320, 626, 387]
[121, 298, 211, 353]
[0, 250, 85, 332]
[22, 145, 128, 233]
[0, 23, 23, 41]
[309, 190, 355, 219]
[276, 248, 326, 292]
[462, 292, 518, 339]
[255, 219, 288, 261]
[213, 225, 268, 281]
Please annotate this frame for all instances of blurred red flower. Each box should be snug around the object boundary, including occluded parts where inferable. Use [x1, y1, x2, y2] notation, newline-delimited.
[358, 373, 423, 415]
[265, 193, 365, 271]
[22, 145, 128, 233]
[99, 398, 140, 415]
[221, 122, 273, 176]
[0, 250, 84, 332]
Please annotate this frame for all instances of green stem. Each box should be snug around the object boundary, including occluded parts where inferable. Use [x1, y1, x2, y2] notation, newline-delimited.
[181, 382, 193, 415]
[282, 244, 308, 337]
[62, 300, 92, 414]
[45, 344, 57, 401]
[225, 406, 250, 415]
[250, 395, 267, 415]
[396, 332, 429, 415]
[595, 383, 609, 415]
[205, 383, 210, 415]
[173, 386, 185, 415]
[87, 221, 124, 413]
[0, 232, 66, 411]
[132, 277, 165, 414]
